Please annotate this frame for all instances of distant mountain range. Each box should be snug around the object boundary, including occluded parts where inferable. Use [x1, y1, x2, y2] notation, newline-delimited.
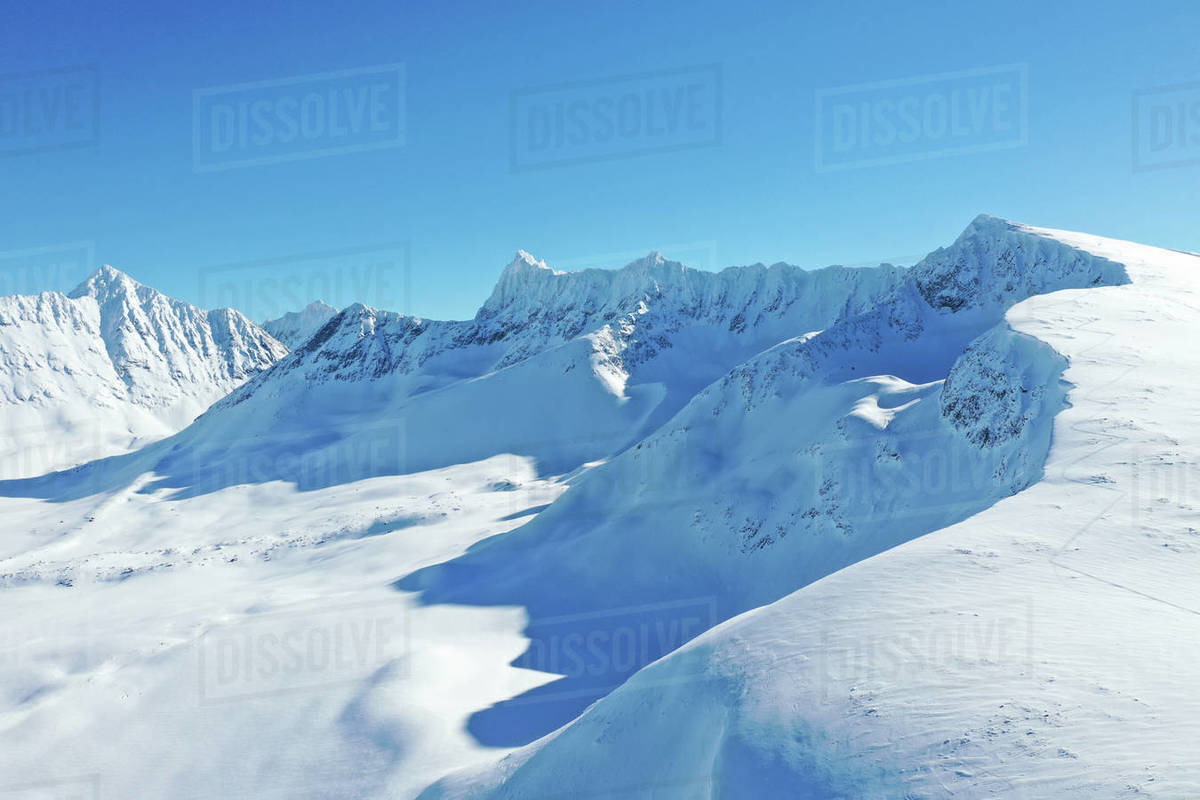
[0, 265, 285, 478]
[263, 300, 338, 349]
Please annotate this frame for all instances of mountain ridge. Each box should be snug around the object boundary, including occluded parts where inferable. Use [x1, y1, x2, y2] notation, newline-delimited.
[399, 214, 1133, 746]
[166, 249, 909, 489]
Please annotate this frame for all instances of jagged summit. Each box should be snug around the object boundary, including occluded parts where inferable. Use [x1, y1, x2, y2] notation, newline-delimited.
[338, 301, 380, 319]
[67, 264, 143, 300]
[481, 238, 916, 320]
[618, 250, 677, 275]
[494, 249, 680, 288]
[91, 263, 128, 280]
[910, 214, 1129, 313]
[299, 299, 337, 315]
[967, 211, 1011, 227]
[488, 250, 562, 306]
[502, 250, 555, 276]
[479, 249, 750, 317]
[0, 266, 288, 477]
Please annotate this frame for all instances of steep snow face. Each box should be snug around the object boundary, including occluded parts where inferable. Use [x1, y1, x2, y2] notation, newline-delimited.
[0, 266, 287, 478]
[158, 253, 907, 488]
[420, 229, 1200, 800]
[262, 300, 338, 349]
[401, 216, 1131, 745]
[914, 214, 1125, 312]
[67, 266, 286, 404]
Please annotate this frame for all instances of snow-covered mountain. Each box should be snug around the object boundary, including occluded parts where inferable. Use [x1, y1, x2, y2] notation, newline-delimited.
[409, 217, 1129, 614]
[0, 266, 287, 478]
[262, 300, 338, 348]
[420, 223, 1200, 799]
[400, 215, 1131, 739]
[89, 250, 906, 496]
[2, 218, 1197, 799]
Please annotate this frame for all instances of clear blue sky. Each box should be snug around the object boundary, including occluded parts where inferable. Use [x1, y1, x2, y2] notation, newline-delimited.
[2, 0, 1198, 321]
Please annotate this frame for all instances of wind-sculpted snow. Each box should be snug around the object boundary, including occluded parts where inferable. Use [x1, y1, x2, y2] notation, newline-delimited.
[401, 215, 1129, 747]
[0, 266, 286, 478]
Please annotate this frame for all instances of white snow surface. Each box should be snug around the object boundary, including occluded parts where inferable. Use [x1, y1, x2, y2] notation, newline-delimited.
[1, 217, 1196, 799]
[0, 266, 287, 478]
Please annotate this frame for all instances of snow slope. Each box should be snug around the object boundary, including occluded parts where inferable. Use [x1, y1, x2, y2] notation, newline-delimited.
[401, 215, 1130, 743]
[0, 266, 286, 479]
[420, 226, 1200, 798]
[263, 300, 338, 348]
